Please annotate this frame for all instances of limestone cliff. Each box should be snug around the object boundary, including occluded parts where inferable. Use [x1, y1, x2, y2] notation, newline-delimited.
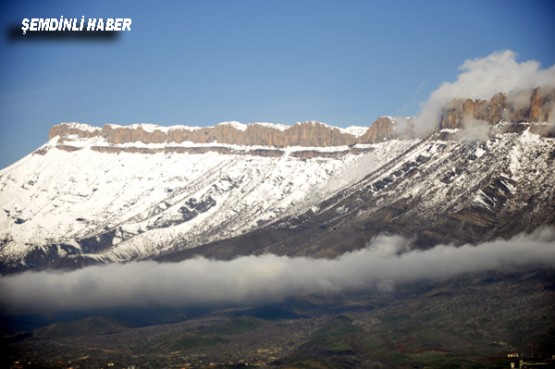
[439, 87, 555, 129]
[49, 119, 398, 147]
[48, 87, 554, 149]
[355, 117, 395, 143]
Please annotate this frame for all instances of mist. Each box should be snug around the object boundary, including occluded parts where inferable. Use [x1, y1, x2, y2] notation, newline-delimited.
[1, 228, 554, 313]
[457, 118, 491, 142]
[412, 50, 555, 136]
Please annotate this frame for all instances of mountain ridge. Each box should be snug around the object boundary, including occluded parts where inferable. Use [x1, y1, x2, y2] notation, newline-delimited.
[1, 87, 554, 273]
[45, 86, 555, 155]
[440, 87, 555, 130]
[154, 123, 555, 264]
[48, 119, 396, 148]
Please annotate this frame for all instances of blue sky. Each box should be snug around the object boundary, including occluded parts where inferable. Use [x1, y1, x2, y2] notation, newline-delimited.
[1, 0, 554, 168]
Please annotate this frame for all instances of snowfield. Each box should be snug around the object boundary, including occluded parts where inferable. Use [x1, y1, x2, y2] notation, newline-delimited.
[1, 121, 553, 272]
[0, 132, 413, 266]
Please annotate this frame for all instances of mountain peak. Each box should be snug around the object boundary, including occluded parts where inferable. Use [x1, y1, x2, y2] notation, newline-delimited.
[439, 86, 555, 130]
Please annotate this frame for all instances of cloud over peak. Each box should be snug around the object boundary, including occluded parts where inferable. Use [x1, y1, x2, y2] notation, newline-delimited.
[413, 50, 555, 136]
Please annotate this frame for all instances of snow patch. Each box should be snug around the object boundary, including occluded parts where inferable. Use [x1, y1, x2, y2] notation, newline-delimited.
[339, 126, 368, 137]
[216, 121, 248, 131]
[251, 122, 290, 131]
[57, 122, 101, 132]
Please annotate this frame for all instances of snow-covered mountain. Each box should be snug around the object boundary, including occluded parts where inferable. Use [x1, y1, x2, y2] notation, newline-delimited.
[0, 120, 415, 272]
[1, 89, 554, 273]
[174, 122, 554, 262]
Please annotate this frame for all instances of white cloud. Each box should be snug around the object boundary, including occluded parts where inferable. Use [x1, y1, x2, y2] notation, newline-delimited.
[457, 118, 491, 142]
[1, 228, 554, 312]
[413, 50, 555, 136]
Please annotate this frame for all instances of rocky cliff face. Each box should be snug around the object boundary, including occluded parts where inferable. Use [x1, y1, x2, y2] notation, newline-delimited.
[50, 121, 353, 146]
[49, 119, 398, 148]
[49, 87, 553, 149]
[440, 87, 555, 129]
[356, 117, 395, 143]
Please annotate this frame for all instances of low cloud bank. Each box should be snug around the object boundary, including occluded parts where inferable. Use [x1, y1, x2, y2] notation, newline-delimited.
[412, 50, 555, 136]
[1, 228, 554, 312]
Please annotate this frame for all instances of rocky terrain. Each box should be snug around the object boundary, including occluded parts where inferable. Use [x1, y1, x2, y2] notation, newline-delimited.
[439, 87, 555, 130]
[45, 86, 555, 151]
[48, 118, 396, 148]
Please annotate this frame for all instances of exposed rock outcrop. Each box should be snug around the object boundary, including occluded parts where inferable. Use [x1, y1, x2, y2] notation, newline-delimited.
[49, 118, 399, 148]
[47, 86, 555, 151]
[440, 87, 555, 129]
[50, 121, 359, 147]
[356, 117, 395, 143]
